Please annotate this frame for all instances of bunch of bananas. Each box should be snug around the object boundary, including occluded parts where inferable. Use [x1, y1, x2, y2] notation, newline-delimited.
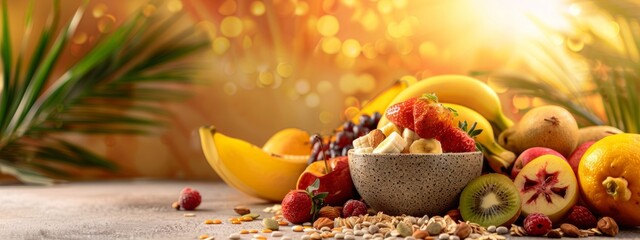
[199, 75, 516, 201]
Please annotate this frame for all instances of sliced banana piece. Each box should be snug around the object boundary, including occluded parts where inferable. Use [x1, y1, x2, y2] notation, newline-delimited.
[409, 138, 443, 154]
[402, 128, 419, 152]
[373, 132, 407, 154]
[352, 135, 371, 149]
[354, 147, 373, 153]
[379, 122, 402, 137]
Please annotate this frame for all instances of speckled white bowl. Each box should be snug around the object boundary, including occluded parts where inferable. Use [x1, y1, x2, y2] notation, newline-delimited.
[348, 151, 483, 217]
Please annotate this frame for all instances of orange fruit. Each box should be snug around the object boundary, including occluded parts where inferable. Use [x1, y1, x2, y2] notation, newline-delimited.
[578, 133, 640, 226]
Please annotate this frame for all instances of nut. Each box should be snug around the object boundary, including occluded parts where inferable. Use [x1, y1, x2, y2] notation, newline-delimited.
[445, 209, 461, 223]
[396, 222, 412, 237]
[234, 206, 251, 215]
[367, 129, 386, 148]
[546, 229, 562, 238]
[412, 230, 429, 239]
[262, 218, 280, 231]
[171, 201, 180, 210]
[453, 222, 471, 239]
[597, 217, 619, 237]
[319, 206, 341, 219]
[560, 223, 584, 237]
[313, 217, 335, 230]
[425, 221, 442, 236]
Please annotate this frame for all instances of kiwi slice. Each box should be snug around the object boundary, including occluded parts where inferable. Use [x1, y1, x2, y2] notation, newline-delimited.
[459, 173, 522, 228]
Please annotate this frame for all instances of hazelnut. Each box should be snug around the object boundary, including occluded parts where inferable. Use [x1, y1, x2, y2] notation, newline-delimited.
[453, 222, 471, 239]
[367, 129, 386, 148]
[597, 217, 619, 237]
[445, 209, 462, 223]
[313, 217, 334, 230]
[546, 229, 563, 238]
[171, 201, 180, 210]
[318, 206, 341, 219]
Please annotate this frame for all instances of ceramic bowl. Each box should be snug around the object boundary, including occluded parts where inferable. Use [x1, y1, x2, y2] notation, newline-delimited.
[348, 151, 483, 216]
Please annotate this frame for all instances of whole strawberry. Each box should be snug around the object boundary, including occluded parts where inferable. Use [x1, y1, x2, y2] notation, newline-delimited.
[413, 94, 455, 140]
[566, 205, 597, 229]
[439, 121, 481, 153]
[281, 179, 327, 224]
[179, 187, 201, 210]
[385, 97, 417, 130]
[282, 190, 313, 224]
[343, 199, 367, 217]
[524, 213, 552, 236]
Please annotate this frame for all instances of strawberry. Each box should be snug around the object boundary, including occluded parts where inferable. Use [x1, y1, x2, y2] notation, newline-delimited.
[281, 179, 327, 224]
[413, 94, 455, 139]
[385, 97, 417, 130]
[566, 205, 598, 229]
[439, 121, 482, 153]
[179, 187, 201, 210]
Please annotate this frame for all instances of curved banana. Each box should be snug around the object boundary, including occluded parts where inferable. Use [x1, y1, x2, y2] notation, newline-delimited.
[351, 77, 416, 124]
[377, 75, 514, 131]
[443, 103, 516, 174]
[262, 128, 311, 155]
[199, 126, 309, 202]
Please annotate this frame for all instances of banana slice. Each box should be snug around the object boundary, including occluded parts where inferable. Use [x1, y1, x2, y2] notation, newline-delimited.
[352, 135, 371, 149]
[402, 128, 419, 152]
[354, 147, 373, 153]
[379, 122, 402, 137]
[409, 138, 443, 154]
[373, 132, 407, 154]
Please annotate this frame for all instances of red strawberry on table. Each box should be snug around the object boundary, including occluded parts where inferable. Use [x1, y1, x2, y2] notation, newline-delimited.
[385, 97, 417, 130]
[282, 179, 327, 224]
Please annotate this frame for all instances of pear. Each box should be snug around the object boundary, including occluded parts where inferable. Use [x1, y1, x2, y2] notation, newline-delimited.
[498, 106, 578, 157]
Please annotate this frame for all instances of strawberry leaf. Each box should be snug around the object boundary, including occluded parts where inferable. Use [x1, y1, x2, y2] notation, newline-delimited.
[421, 93, 439, 103]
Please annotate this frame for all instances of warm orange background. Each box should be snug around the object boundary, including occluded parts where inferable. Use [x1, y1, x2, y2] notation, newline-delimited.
[4, 0, 592, 180]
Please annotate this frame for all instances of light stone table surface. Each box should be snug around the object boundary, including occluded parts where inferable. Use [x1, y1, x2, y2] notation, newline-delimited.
[0, 180, 639, 240]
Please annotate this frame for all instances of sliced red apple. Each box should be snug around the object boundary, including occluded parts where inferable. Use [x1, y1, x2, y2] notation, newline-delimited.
[514, 155, 578, 223]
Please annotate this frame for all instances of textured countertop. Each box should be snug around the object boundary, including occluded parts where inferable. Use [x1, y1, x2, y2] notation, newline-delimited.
[0, 181, 638, 240]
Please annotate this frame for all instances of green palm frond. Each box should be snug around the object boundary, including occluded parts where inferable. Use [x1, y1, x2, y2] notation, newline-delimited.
[490, 0, 640, 133]
[0, 0, 208, 183]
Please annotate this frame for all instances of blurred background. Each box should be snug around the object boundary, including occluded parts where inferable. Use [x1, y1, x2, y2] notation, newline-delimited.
[2, 0, 636, 181]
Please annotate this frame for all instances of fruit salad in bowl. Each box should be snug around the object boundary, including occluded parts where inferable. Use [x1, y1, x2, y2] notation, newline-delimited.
[348, 94, 484, 216]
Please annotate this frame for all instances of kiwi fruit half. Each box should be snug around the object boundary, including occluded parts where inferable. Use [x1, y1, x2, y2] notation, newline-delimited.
[459, 173, 522, 227]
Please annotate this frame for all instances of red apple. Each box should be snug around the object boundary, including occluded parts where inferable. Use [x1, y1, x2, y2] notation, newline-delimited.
[511, 147, 565, 179]
[567, 141, 595, 176]
[296, 156, 356, 206]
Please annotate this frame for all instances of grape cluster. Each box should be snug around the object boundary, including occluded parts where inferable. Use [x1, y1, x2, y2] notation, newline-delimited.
[308, 112, 382, 164]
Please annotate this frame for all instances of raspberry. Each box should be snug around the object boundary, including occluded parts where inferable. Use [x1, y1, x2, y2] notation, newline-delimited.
[343, 199, 367, 217]
[179, 187, 201, 210]
[523, 213, 552, 236]
[566, 206, 598, 229]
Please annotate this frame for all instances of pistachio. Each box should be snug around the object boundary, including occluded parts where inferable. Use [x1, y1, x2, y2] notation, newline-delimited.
[262, 218, 279, 231]
[396, 222, 412, 237]
[426, 221, 442, 236]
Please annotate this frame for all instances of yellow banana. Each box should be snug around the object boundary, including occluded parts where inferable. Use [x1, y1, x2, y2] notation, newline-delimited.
[377, 75, 514, 131]
[262, 128, 311, 155]
[350, 77, 416, 124]
[199, 126, 308, 202]
[443, 103, 516, 174]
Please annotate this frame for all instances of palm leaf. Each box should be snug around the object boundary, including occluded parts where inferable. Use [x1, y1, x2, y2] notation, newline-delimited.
[490, 0, 640, 133]
[0, 0, 209, 183]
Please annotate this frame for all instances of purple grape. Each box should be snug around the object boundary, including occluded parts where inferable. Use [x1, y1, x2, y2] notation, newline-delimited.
[353, 125, 369, 138]
[341, 144, 353, 156]
[342, 121, 355, 132]
[358, 115, 372, 128]
[335, 131, 350, 148]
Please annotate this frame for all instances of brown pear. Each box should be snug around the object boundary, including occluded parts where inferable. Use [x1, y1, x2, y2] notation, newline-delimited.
[498, 105, 578, 157]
